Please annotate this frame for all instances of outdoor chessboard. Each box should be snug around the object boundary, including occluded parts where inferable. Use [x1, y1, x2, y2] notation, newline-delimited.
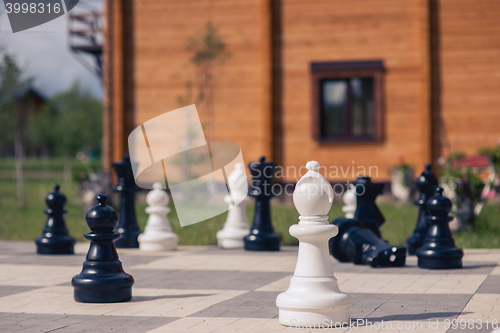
[0, 241, 499, 333]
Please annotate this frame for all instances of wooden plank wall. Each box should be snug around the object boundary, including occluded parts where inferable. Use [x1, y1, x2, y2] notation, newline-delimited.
[279, 0, 432, 182]
[131, 0, 273, 167]
[438, 0, 500, 157]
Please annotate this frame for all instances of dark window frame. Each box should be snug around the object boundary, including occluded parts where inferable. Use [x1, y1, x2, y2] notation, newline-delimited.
[311, 60, 385, 143]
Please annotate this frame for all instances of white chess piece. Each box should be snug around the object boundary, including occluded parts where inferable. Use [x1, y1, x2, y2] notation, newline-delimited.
[138, 182, 179, 251]
[217, 163, 250, 249]
[342, 184, 356, 219]
[276, 161, 351, 327]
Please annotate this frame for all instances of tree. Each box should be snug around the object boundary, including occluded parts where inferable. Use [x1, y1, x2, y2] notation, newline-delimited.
[28, 81, 103, 158]
[178, 22, 231, 142]
[0, 52, 33, 208]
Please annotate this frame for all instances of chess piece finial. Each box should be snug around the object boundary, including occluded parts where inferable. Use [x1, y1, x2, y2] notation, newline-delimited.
[113, 153, 141, 248]
[416, 187, 463, 269]
[72, 194, 134, 303]
[352, 176, 385, 237]
[406, 164, 438, 254]
[342, 184, 357, 219]
[35, 184, 75, 254]
[277, 161, 351, 327]
[138, 182, 179, 251]
[217, 163, 250, 249]
[244, 156, 281, 251]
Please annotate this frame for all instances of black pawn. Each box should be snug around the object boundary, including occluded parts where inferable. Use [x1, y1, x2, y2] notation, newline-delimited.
[72, 194, 134, 303]
[329, 217, 406, 267]
[406, 164, 438, 254]
[352, 176, 385, 237]
[113, 153, 141, 248]
[416, 187, 463, 269]
[35, 184, 75, 254]
[243, 156, 281, 251]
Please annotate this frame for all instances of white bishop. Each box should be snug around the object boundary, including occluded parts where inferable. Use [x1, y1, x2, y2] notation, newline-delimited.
[217, 163, 250, 248]
[138, 182, 179, 251]
[276, 161, 351, 327]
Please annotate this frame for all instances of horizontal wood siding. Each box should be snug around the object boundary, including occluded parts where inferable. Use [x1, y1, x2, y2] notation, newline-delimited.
[439, 0, 500, 157]
[132, 0, 272, 167]
[279, 0, 431, 181]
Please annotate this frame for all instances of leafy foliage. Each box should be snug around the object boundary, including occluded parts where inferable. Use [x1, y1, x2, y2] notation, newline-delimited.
[27, 81, 102, 157]
[478, 145, 500, 170]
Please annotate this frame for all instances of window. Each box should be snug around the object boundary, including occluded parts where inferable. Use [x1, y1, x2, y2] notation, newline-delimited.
[311, 60, 384, 142]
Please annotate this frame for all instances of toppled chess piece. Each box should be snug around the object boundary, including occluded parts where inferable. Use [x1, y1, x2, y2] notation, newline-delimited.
[329, 217, 406, 267]
[35, 184, 75, 255]
[113, 153, 141, 248]
[244, 156, 281, 251]
[276, 161, 351, 327]
[406, 164, 438, 254]
[72, 195, 134, 303]
[342, 184, 357, 219]
[217, 163, 250, 249]
[417, 187, 463, 269]
[352, 176, 385, 237]
[138, 182, 178, 251]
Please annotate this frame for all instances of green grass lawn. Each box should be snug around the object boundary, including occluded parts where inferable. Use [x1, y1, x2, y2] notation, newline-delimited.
[0, 160, 499, 249]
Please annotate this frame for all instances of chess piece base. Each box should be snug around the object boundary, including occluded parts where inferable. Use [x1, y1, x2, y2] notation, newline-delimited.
[217, 227, 249, 249]
[243, 232, 280, 251]
[138, 233, 178, 251]
[72, 260, 134, 303]
[276, 277, 351, 327]
[406, 235, 424, 255]
[416, 248, 463, 269]
[35, 236, 74, 255]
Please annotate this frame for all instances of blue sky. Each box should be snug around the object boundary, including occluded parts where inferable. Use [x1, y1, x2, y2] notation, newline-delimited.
[0, 0, 102, 98]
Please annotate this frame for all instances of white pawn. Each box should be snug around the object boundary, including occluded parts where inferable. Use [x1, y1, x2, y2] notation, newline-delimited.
[276, 161, 351, 327]
[217, 163, 249, 249]
[138, 182, 179, 251]
[342, 184, 357, 219]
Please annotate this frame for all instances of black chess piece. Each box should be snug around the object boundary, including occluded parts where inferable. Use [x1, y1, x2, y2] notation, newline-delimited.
[243, 156, 281, 251]
[352, 176, 385, 237]
[417, 187, 463, 269]
[113, 153, 141, 248]
[35, 184, 75, 255]
[72, 194, 134, 303]
[406, 164, 438, 254]
[329, 217, 406, 267]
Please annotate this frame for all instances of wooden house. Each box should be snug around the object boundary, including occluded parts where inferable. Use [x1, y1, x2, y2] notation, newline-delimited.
[103, 0, 500, 182]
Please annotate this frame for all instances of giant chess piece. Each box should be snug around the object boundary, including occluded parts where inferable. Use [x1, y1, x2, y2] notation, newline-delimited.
[138, 182, 179, 251]
[276, 161, 351, 327]
[406, 164, 438, 254]
[217, 163, 250, 249]
[352, 176, 385, 237]
[113, 153, 141, 248]
[329, 217, 406, 267]
[416, 187, 463, 269]
[72, 195, 134, 303]
[35, 184, 75, 254]
[342, 184, 357, 219]
[243, 156, 281, 251]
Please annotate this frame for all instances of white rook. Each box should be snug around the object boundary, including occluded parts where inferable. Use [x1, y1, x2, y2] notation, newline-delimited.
[138, 182, 179, 251]
[276, 161, 351, 327]
[217, 163, 250, 249]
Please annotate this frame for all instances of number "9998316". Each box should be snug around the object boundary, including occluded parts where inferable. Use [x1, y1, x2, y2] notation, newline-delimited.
[5, 2, 62, 14]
